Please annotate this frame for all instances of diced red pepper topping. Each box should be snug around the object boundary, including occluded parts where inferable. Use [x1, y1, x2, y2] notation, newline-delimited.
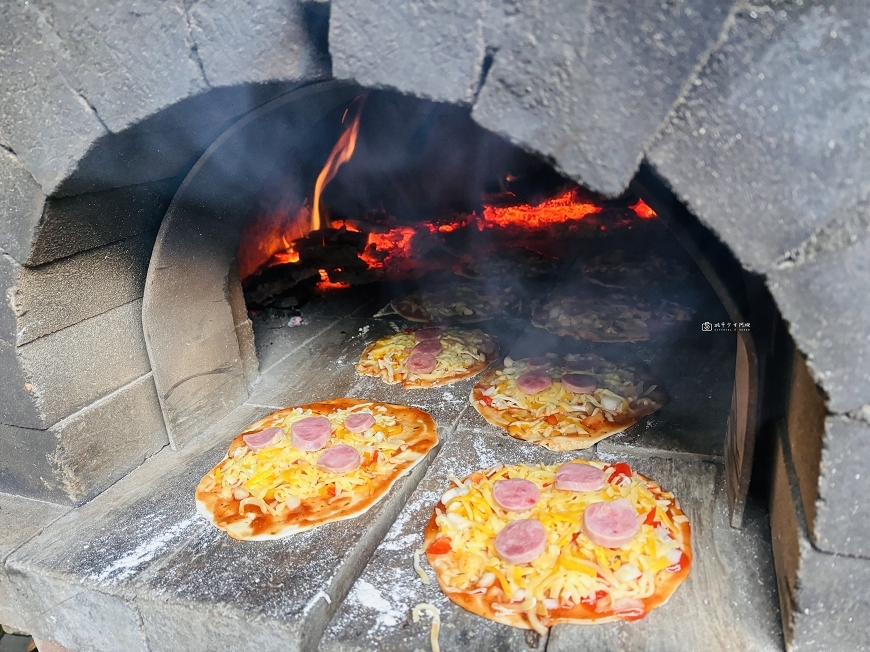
[643, 509, 659, 526]
[480, 395, 493, 407]
[426, 537, 452, 555]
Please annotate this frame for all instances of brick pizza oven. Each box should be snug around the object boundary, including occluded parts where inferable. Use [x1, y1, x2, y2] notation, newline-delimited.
[1, 2, 869, 651]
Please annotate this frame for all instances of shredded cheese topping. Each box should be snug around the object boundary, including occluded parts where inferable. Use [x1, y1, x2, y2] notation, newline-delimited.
[414, 547, 431, 585]
[206, 404, 414, 515]
[411, 603, 441, 652]
[357, 328, 494, 385]
[429, 462, 688, 622]
[474, 355, 659, 440]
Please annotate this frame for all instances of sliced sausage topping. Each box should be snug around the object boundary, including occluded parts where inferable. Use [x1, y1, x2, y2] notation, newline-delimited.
[407, 351, 438, 375]
[242, 427, 284, 451]
[317, 444, 361, 473]
[494, 519, 547, 565]
[582, 498, 640, 548]
[554, 463, 606, 492]
[492, 478, 541, 512]
[344, 412, 375, 433]
[414, 327, 443, 341]
[516, 371, 553, 394]
[560, 373, 598, 394]
[526, 356, 554, 370]
[290, 416, 332, 451]
[413, 339, 443, 355]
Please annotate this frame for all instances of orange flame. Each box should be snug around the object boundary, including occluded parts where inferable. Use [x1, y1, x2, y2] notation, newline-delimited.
[631, 198, 657, 219]
[479, 189, 601, 229]
[311, 98, 366, 231]
[360, 226, 417, 269]
[316, 268, 351, 291]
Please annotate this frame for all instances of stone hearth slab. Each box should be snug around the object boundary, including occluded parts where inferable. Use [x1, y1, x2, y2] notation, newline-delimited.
[0, 493, 70, 630]
[322, 409, 781, 652]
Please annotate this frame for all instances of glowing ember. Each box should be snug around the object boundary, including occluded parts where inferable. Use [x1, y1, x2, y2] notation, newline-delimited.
[360, 226, 417, 269]
[631, 198, 657, 219]
[311, 97, 366, 231]
[237, 203, 309, 280]
[478, 188, 602, 229]
[316, 268, 351, 291]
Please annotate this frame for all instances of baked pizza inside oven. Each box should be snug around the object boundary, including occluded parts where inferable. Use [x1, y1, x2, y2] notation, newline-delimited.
[424, 461, 691, 632]
[391, 282, 523, 323]
[470, 353, 667, 451]
[196, 399, 437, 540]
[532, 284, 694, 343]
[357, 327, 499, 389]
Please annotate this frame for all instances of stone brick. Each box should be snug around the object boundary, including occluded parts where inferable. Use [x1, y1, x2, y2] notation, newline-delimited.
[813, 416, 870, 557]
[53, 83, 296, 197]
[0, 150, 45, 265]
[188, 0, 330, 88]
[14, 232, 156, 345]
[18, 299, 152, 428]
[330, 0, 487, 104]
[27, 179, 174, 266]
[0, 374, 167, 505]
[472, 0, 733, 196]
[771, 435, 870, 651]
[33, 0, 206, 134]
[0, 339, 41, 430]
[0, 2, 107, 195]
[0, 492, 69, 630]
[768, 236, 870, 414]
[649, 2, 870, 274]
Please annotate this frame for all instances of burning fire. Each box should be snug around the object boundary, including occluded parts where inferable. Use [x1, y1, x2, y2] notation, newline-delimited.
[631, 198, 657, 219]
[360, 226, 417, 269]
[479, 188, 601, 229]
[311, 98, 366, 232]
[316, 269, 350, 290]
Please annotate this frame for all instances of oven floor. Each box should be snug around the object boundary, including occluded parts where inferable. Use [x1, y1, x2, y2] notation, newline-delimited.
[3, 292, 780, 651]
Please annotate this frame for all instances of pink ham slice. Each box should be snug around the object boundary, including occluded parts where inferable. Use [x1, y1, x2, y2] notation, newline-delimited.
[516, 371, 553, 394]
[526, 356, 554, 370]
[242, 427, 284, 451]
[560, 373, 598, 394]
[317, 444, 361, 473]
[582, 498, 641, 548]
[494, 519, 547, 565]
[413, 339, 443, 355]
[407, 351, 438, 375]
[492, 478, 541, 512]
[414, 327, 443, 341]
[344, 412, 375, 433]
[555, 463, 606, 492]
[290, 416, 332, 451]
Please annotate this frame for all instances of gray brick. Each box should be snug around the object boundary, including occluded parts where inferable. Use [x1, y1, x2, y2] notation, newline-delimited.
[189, 0, 330, 88]
[27, 179, 174, 266]
[33, 0, 207, 134]
[649, 2, 870, 273]
[0, 339, 42, 430]
[813, 416, 870, 557]
[19, 299, 152, 428]
[772, 435, 870, 651]
[14, 232, 156, 345]
[0, 374, 167, 505]
[0, 492, 69, 630]
[0, 150, 45, 265]
[0, 0, 106, 194]
[330, 0, 486, 104]
[472, 0, 733, 196]
[768, 236, 870, 414]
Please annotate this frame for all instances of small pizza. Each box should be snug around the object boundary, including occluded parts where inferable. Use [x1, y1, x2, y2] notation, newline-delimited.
[196, 399, 437, 540]
[470, 353, 667, 451]
[532, 286, 694, 342]
[392, 282, 522, 323]
[357, 327, 499, 389]
[452, 247, 559, 281]
[582, 250, 691, 289]
[424, 461, 691, 632]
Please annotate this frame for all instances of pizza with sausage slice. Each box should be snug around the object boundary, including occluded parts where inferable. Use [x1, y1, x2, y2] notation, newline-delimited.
[470, 353, 667, 451]
[357, 327, 499, 389]
[195, 399, 437, 540]
[391, 282, 523, 323]
[424, 461, 691, 632]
